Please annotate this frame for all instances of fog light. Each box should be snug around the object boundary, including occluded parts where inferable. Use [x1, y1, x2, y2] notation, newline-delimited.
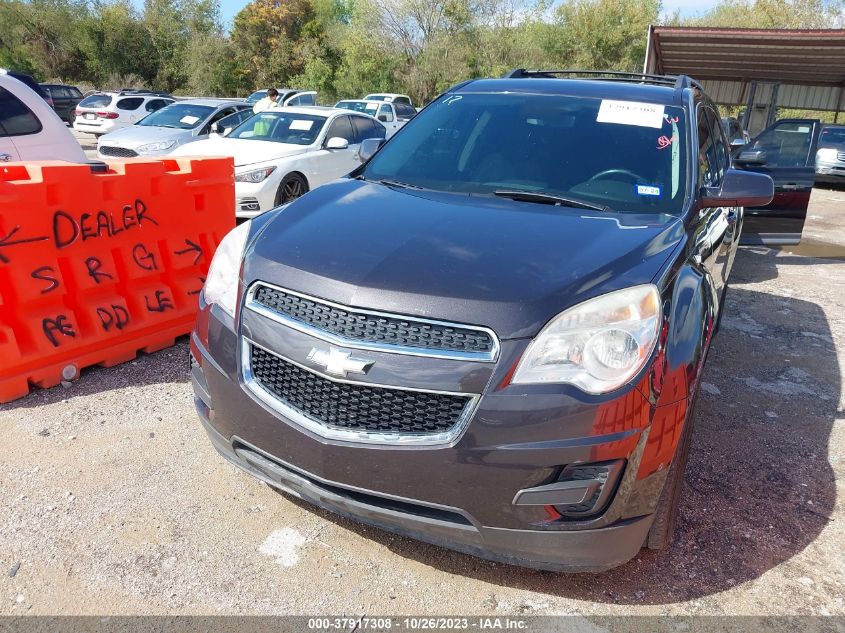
[512, 459, 625, 519]
[553, 460, 624, 518]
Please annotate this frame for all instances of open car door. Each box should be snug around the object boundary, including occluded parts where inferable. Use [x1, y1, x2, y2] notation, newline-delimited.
[734, 118, 821, 245]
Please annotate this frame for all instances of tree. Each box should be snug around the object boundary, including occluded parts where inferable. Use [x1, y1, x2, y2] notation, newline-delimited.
[690, 0, 844, 28]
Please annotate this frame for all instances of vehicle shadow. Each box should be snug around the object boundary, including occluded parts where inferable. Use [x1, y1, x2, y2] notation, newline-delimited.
[284, 251, 840, 605]
[732, 243, 845, 285]
[0, 337, 191, 411]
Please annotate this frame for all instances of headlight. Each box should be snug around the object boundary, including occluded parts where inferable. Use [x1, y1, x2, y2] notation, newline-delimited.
[136, 140, 176, 153]
[203, 221, 251, 319]
[235, 167, 276, 183]
[512, 284, 661, 394]
[816, 148, 838, 160]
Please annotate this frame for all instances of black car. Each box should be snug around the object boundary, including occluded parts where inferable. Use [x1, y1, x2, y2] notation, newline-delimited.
[189, 71, 796, 571]
[40, 83, 84, 124]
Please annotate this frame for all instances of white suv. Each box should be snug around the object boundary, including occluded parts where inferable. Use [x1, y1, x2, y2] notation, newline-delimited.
[0, 70, 87, 163]
[73, 91, 174, 136]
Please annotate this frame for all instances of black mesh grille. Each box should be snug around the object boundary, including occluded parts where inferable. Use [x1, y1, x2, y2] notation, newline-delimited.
[249, 345, 471, 434]
[251, 286, 495, 355]
[99, 146, 138, 157]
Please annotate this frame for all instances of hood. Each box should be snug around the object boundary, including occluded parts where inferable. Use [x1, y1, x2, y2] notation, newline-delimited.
[244, 179, 685, 340]
[99, 124, 192, 148]
[170, 137, 309, 167]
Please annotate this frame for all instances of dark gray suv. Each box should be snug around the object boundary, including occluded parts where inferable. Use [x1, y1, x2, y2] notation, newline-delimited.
[191, 71, 782, 571]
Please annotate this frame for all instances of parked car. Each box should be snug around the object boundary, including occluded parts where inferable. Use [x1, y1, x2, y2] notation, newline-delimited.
[813, 124, 845, 184]
[0, 70, 87, 163]
[334, 99, 415, 138]
[73, 91, 174, 136]
[40, 83, 83, 125]
[96, 99, 253, 159]
[244, 89, 317, 107]
[734, 118, 822, 243]
[362, 92, 415, 108]
[171, 106, 386, 216]
[189, 70, 805, 572]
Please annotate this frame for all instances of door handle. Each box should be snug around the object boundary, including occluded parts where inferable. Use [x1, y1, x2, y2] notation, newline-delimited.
[781, 183, 802, 190]
[0, 153, 11, 162]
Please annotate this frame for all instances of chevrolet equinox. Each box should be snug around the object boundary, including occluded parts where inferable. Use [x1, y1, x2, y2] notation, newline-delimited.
[191, 70, 778, 571]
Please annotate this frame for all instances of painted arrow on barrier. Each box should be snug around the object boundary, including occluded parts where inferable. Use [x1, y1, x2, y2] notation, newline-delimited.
[0, 226, 50, 264]
[173, 238, 203, 265]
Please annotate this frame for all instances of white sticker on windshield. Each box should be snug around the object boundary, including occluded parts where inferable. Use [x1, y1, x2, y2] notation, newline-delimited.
[290, 119, 314, 131]
[365, 102, 378, 111]
[636, 184, 662, 197]
[597, 100, 665, 129]
[180, 115, 200, 125]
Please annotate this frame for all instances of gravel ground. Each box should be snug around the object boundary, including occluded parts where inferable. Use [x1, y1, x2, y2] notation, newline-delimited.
[1, 188, 843, 616]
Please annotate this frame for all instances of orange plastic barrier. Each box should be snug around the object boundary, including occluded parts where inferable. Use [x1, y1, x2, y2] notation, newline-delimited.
[0, 157, 234, 402]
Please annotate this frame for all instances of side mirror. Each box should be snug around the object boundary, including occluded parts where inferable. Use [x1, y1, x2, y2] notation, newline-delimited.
[735, 149, 767, 166]
[730, 138, 746, 148]
[699, 169, 774, 208]
[325, 136, 349, 150]
[211, 121, 220, 134]
[358, 138, 385, 163]
[377, 113, 392, 123]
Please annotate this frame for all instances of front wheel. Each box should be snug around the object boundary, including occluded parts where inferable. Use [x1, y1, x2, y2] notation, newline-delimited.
[275, 172, 308, 205]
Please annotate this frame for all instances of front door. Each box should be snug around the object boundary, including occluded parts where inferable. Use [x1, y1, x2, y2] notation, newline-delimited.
[735, 118, 821, 245]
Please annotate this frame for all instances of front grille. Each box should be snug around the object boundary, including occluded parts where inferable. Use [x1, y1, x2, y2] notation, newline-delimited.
[250, 285, 496, 357]
[249, 344, 471, 435]
[837, 151, 845, 163]
[99, 146, 138, 158]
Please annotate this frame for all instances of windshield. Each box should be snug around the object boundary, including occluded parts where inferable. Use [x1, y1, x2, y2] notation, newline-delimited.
[138, 103, 214, 129]
[336, 100, 379, 114]
[364, 92, 688, 214]
[245, 91, 266, 104]
[820, 127, 845, 148]
[228, 111, 326, 145]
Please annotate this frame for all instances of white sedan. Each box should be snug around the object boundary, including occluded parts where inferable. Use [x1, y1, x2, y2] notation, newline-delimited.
[171, 107, 386, 218]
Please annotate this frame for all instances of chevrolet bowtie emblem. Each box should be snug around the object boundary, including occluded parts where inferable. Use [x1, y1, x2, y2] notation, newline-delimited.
[307, 347, 374, 378]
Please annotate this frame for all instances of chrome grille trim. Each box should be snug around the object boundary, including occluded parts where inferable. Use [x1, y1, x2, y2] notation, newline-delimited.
[244, 281, 500, 362]
[241, 337, 481, 446]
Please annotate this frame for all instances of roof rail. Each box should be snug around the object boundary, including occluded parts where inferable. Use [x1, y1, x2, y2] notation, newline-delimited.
[502, 69, 704, 96]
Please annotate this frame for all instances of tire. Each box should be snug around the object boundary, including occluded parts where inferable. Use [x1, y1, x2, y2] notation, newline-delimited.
[645, 394, 698, 550]
[275, 172, 309, 205]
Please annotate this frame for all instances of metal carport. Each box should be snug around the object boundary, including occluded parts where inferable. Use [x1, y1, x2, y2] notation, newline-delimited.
[644, 26, 845, 134]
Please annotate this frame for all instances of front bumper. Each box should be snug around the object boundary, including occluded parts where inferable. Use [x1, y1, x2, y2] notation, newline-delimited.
[191, 301, 687, 572]
[815, 160, 845, 182]
[235, 174, 280, 218]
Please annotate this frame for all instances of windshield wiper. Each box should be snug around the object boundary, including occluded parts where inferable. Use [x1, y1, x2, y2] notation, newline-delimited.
[494, 190, 612, 212]
[376, 178, 423, 190]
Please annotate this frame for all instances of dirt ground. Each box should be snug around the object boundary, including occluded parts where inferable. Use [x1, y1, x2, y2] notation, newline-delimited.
[1, 188, 843, 617]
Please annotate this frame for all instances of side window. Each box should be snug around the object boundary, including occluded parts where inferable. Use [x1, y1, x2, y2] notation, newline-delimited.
[70, 87, 83, 98]
[748, 121, 815, 168]
[325, 115, 355, 144]
[394, 96, 411, 106]
[287, 95, 302, 106]
[704, 107, 729, 180]
[116, 97, 144, 110]
[696, 107, 719, 189]
[299, 93, 316, 105]
[351, 116, 386, 142]
[210, 107, 234, 123]
[395, 103, 416, 119]
[0, 87, 43, 136]
[378, 104, 394, 122]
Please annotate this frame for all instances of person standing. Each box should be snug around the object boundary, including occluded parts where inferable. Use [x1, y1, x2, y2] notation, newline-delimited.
[253, 88, 281, 113]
